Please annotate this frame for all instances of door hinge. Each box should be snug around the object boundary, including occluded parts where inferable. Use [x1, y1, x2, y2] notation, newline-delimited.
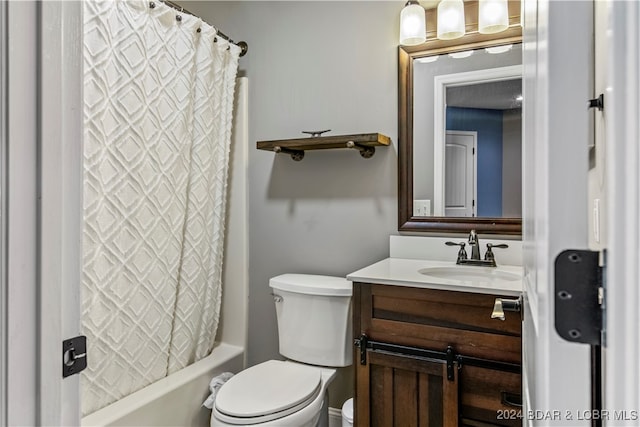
[63, 335, 88, 378]
[554, 250, 605, 346]
[588, 94, 604, 111]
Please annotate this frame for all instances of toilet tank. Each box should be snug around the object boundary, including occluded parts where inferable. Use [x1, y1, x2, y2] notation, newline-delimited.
[270, 274, 353, 367]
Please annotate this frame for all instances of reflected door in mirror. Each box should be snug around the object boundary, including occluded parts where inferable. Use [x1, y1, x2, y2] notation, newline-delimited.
[445, 131, 476, 217]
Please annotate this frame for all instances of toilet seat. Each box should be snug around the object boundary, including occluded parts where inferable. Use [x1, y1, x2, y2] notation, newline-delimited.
[213, 360, 322, 425]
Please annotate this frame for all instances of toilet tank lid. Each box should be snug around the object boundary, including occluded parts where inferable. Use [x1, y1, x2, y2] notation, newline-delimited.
[269, 274, 352, 296]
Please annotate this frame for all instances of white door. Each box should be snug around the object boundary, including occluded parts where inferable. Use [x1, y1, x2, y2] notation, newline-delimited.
[4, 2, 39, 425]
[521, 1, 593, 425]
[444, 131, 476, 217]
[603, 0, 640, 420]
[4, 1, 83, 425]
[40, 2, 84, 424]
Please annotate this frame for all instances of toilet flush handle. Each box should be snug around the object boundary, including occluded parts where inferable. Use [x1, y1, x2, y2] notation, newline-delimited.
[271, 293, 283, 303]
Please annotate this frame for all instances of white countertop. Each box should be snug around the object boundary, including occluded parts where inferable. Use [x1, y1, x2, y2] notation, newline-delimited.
[347, 258, 523, 297]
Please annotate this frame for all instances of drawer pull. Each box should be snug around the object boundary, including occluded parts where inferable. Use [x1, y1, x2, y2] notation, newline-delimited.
[501, 391, 522, 408]
[491, 297, 522, 321]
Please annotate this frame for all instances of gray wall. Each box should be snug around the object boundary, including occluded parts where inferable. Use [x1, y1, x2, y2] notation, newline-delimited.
[181, 1, 401, 407]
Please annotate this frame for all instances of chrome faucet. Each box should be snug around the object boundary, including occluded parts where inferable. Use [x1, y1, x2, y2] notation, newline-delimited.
[468, 229, 481, 260]
[445, 229, 509, 267]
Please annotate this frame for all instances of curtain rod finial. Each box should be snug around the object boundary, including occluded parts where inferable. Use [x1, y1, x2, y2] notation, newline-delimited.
[237, 41, 248, 57]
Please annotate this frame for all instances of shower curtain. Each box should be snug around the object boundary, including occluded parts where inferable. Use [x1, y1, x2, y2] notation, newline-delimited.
[82, 0, 240, 415]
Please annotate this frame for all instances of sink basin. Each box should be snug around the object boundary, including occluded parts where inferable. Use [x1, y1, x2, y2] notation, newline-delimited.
[418, 266, 521, 282]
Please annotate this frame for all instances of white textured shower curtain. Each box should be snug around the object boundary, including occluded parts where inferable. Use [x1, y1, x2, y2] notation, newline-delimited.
[82, 0, 240, 415]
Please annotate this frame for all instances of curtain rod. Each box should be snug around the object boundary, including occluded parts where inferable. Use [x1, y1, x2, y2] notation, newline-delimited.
[153, 0, 248, 57]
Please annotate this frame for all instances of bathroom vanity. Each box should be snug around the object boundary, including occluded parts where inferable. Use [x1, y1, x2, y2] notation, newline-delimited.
[348, 257, 523, 427]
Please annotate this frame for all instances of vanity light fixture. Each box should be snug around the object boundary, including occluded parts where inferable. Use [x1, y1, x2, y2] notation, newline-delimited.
[399, 0, 427, 46]
[478, 0, 509, 34]
[437, 0, 465, 40]
[399, 0, 515, 46]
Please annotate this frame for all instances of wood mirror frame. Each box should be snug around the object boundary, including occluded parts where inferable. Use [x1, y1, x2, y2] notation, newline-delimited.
[398, 0, 523, 234]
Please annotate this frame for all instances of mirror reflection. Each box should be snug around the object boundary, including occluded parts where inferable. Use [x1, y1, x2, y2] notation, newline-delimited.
[412, 43, 522, 218]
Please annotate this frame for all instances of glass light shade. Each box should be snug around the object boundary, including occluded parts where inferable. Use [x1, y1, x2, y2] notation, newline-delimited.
[416, 55, 439, 64]
[399, 2, 426, 46]
[437, 0, 465, 40]
[485, 44, 513, 54]
[448, 50, 474, 59]
[478, 0, 509, 34]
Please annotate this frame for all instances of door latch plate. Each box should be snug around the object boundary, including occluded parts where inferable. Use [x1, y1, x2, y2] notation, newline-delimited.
[63, 335, 87, 378]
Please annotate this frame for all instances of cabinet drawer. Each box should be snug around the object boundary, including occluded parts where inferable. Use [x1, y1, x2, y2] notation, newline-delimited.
[357, 283, 522, 364]
[460, 365, 522, 427]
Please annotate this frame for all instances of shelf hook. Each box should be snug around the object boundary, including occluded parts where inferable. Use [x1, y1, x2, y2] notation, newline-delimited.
[301, 129, 331, 137]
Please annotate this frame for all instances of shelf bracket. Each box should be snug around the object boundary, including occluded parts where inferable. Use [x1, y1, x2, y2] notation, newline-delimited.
[273, 145, 304, 161]
[346, 141, 375, 159]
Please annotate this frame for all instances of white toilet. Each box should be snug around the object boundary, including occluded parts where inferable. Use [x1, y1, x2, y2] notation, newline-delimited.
[211, 274, 353, 427]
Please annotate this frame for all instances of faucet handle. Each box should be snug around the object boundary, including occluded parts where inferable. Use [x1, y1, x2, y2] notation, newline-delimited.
[484, 243, 509, 262]
[445, 241, 467, 262]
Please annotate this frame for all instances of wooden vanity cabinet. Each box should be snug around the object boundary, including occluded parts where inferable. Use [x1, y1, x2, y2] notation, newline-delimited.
[353, 282, 522, 427]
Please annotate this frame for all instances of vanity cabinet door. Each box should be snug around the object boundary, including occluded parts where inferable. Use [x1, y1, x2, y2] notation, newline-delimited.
[355, 349, 458, 427]
[353, 282, 523, 427]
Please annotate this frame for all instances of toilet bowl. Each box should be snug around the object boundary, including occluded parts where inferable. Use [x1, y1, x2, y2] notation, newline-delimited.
[211, 361, 336, 427]
[210, 274, 352, 427]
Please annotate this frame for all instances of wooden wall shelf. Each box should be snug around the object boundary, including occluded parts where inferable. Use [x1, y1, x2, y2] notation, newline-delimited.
[257, 133, 391, 161]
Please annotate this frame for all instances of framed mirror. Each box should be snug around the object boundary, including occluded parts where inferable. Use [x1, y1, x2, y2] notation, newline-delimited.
[398, 1, 522, 234]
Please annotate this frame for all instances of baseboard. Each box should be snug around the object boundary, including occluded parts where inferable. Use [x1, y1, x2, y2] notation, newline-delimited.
[329, 407, 343, 427]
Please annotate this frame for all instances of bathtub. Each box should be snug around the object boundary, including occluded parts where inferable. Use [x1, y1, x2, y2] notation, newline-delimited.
[81, 343, 244, 427]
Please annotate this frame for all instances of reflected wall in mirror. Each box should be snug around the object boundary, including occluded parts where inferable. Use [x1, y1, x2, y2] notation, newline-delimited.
[398, 8, 522, 234]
